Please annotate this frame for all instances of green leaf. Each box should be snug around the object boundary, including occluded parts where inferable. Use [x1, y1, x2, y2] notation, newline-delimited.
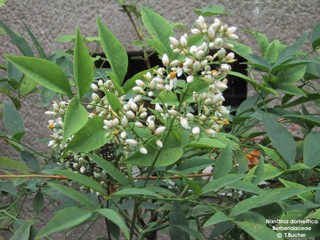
[247, 30, 269, 54]
[151, 90, 179, 105]
[95, 209, 129, 239]
[230, 187, 317, 217]
[227, 180, 264, 194]
[20, 76, 38, 95]
[264, 41, 279, 64]
[251, 156, 264, 184]
[258, 144, 287, 169]
[3, 100, 24, 135]
[10, 221, 33, 240]
[97, 17, 128, 84]
[194, 5, 229, 16]
[202, 174, 246, 194]
[279, 178, 314, 201]
[33, 191, 44, 215]
[146, 39, 167, 55]
[204, 211, 229, 227]
[111, 188, 162, 198]
[44, 169, 108, 196]
[37, 206, 92, 239]
[273, 32, 307, 68]
[0, 0, 7, 8]
[213, 143, 233, 179]
[125, 131, 184, 167]
[0, 156, 30, 171]
[311, 21, 320, 49]
[303, 133, 320, 168]
[245, 53, 271, 72]
[105, 91, 122, 113]
[63, 97, 88, 142]
[169, 202, 190, 240]
[20, 151, 41, 173]
[0, 20, 34, 56]
[5, 56, 72, 96]
[305, 60, 320, 80]
[48, 182, 95, 208]
[277, 84, 306, 96]
[306, 208, 320, 219]
[229, 71, 278, 95]
[275, 65, 306, 85]
[185, 138, 225, 149]
[234, 221, 282, 240]
[231, 43, 253, 58]
[64, 117, 111, 154]
[74, 29, 94, 98]
[260, 111, 296, 166]
[55, 34, 76, 43]
[87, 154, 128, 186]
[140, 5, 174, 55]
[283, 114, 320, 127]
[22, 21, 47, 58]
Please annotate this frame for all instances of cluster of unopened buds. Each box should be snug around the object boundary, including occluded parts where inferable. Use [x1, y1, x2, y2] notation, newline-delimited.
[45, 15, 238, 187]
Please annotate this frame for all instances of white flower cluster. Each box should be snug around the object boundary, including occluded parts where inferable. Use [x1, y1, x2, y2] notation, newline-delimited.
[45, 15, 238, 186]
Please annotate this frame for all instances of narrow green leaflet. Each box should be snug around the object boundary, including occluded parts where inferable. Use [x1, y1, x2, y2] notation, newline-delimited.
[63, 97, 88, 142]
[3, 100, 24, 135]
[264, 40, 279, 64]
[151, 91, 179, 105]
[202, 174, 246, 194]
[303, 133, 320, 168]
[36, 206, 92, 239]
[259, 145, 287, 169]
[87, 153, 128, 186]
[0, 156, 30, 171]
[260, 111, 296, 166]
[247, 30, 269, 54]
[186, 138, 225, 149]
[279, 178, 314, 202]
[229, 71, 278, 95]
[20, 151, 41, 173]
[95, 209, 129, 239]
[97, 17, 128, 84]
[44, 169, 108, 196]
[140, 5, 174, 55]
[111, 188, 162, 198]
[311, 21, 320, 49]
[234, 221, 282, 240]
[105, 91, 122, 113]
[0, 20, 34, 56]
[74, 28, 94, 98]
[275, 65, 306, 86]
[20, 76, 38, 95]
[213, 143, 233, 179]
[230, 187, 317, 217]
[32, 191, 44, 215]
[232, 42, 253, 58]
[48, 182, 95, 208]
[10, 221, 33, 240]
[245, 53, 271, 72]
[22, 21, 47, 58]
[169, 202, 190, 240]
[194, 5, 229, 16]
[5, 56, 72, 96]
[124, 133, 184, 167]
[204, 211, 229, 227]
[64, 116, 111, 154]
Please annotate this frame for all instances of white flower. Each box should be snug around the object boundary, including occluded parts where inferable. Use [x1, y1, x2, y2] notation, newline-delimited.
[187, 75, 194, 83]
[213, 38, 223, 48]
[162, 54, 169, 66]
[121, 116, 128, 127]
[92, 93, 100, 101]
[156, 140, 163, 148]
[139, 147, 148, 155]
[135, 122, 144, 128]
[180, 117, 190, 129]
[126, 110, 135, 119]
[191, 28, 201, 35]
[133, 95, 143, 103]
[226, 52, 235, 60]
[48, 140, 56, 147]
[221, 64, 231, 73]
[154, 126, 166, 135]
[192, 126, 201, 135]
[120, 131, 127, 139]
[205, 129, 216, 136]
[126, 139, 138, 147]
[169, 37, 179, 47]
[45, 111, 57, 116]
[91, 83, 99, 91]
[135, 79, 145, 87]
[155, 103, 163, 113]
[180, 34, 188, 48]
[145, 72, 152, 81]
[80, 166, 86, 173]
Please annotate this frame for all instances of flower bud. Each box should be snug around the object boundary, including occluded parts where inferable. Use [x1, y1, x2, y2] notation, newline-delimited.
[169, 37, 179, 47]
[154, 126, 166, 135]
[191, 28, 201, 35]
[91, 83, 99, 91]
[80, 166, 86, 173]
[126, 110, 135, 119]
[156, 140, 163, 148]
[135, 122, 144, 128]
[135, 79, 145, 87]
[162, 54, 169, 66]
[192, 126, 200, 135]
[139, 147, 148, 155]
[186, 75, 194, 83]
[226, 52, 235, 60]
[180, 117, 190, 129]
[214, 38, 223, 48]
[121, 116, 128, 127]
[126, 139, 138, 147]
[155, 103, 163, 113]
[180, 35, 188, 48]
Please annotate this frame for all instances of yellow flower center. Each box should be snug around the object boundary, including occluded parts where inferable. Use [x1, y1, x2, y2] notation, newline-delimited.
[48, 123, 55, 129]
[169, 71, 177, 79]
